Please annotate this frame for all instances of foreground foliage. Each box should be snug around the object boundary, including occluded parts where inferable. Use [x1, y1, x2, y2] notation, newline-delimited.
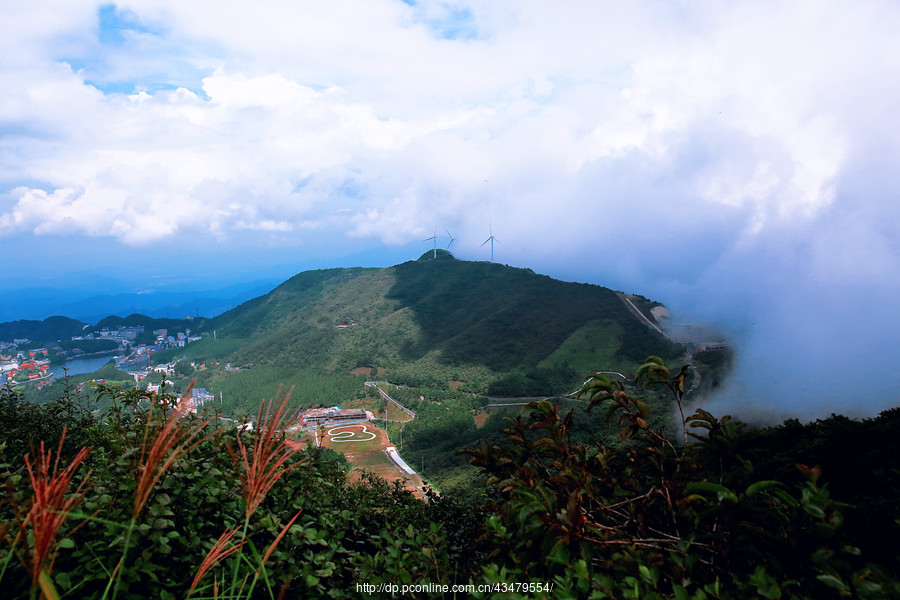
[2, 361, 899, 598]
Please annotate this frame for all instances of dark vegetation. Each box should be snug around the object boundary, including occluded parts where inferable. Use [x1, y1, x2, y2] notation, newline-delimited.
[387, 252, 683, 370]
[691, 348, 734, 393]
[736, 410, 900, 571]
[2, 359, 899, 599]
[486, 364, 580, 396]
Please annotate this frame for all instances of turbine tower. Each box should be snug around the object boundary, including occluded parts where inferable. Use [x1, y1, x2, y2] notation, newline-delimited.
[481, 225, 499, 263]
[424, 228, 438, 259]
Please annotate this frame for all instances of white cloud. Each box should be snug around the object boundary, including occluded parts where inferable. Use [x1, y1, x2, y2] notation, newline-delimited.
[3, 1, 900, 418]
[3, 1, 897, 254]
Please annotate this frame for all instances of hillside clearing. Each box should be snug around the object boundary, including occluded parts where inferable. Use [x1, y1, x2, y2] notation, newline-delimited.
[321, 423, 425, 497]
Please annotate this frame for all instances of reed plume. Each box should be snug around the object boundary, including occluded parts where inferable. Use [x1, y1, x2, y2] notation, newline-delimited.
[261, 509, 302, 567]
[106, 381, 210, 599]
[133, 381, 209, 517]
[235, 386, 305, 520]
[190, 388, 305, 598]
[189, 528, 245, 595]
[22, 426, 90, 585]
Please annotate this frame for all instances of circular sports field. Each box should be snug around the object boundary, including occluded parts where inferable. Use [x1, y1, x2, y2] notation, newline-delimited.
[321, 423, 425, 498]
[326, 424, 378, 443]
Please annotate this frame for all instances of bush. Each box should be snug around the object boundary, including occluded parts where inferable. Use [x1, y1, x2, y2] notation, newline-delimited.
[2, 365, 899, 599]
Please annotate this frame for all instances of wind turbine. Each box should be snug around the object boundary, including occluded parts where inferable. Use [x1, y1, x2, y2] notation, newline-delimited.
[445, 228, 455, 251]
[424, 228, 438, 259]
[481, 225, 499, 262]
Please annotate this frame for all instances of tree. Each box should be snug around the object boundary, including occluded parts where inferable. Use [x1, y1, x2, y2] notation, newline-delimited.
[636, 355, 690, 442]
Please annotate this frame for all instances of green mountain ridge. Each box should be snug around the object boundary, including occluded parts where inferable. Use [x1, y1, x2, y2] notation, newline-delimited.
[169, 252, 687, 403]
[6, 253, 707, 412]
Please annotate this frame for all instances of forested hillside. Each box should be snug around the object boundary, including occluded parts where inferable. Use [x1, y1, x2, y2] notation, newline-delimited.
[161, 252, 685, 412]
[0, 316, 88, 343]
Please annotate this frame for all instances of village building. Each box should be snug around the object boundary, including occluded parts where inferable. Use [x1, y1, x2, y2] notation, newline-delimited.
[187, 387, 215, 412]
[300, 407, 370, 428]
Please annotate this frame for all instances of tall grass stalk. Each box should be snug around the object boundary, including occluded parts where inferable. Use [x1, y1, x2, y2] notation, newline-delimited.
[189, 528, 245, 595]
[103, 382, 209, 600]
[192, 389, 306, 598]
[20, 426, 90, 598]
[236, 386, 304, 520]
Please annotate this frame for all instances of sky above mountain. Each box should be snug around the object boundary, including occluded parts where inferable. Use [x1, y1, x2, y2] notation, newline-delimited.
[2, 1, 899, 421]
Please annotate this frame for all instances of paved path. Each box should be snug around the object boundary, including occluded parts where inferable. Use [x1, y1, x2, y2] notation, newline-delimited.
[619, 293, 666, 336]
[365, 381, 416, 421]
[619, 293, 702, 394]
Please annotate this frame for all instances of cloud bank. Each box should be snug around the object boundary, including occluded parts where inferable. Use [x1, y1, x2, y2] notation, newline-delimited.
[2, 1, 900, 420]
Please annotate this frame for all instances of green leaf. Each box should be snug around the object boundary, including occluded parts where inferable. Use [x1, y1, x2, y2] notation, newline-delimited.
[744, 480, 783, 497]
[816, 574, 849, 593]
[684, 481, 738, 503]
[54, 571, 72, 591]
[802, 503, 826, 519]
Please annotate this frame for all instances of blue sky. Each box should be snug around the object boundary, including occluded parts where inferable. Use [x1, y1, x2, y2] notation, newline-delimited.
[2, 1, 900, 421]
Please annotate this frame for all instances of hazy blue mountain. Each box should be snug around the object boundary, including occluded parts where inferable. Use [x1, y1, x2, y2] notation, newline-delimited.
[0, 280, 280, 323]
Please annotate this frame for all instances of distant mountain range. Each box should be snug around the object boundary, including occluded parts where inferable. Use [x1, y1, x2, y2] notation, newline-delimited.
[0, 279, 280, 323]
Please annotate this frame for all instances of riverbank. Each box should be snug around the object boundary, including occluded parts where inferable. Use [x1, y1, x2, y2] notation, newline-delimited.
[49, 349, 119, 366]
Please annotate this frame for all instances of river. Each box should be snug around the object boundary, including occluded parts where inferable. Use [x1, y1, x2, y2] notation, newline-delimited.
[50, 354, 119, 379]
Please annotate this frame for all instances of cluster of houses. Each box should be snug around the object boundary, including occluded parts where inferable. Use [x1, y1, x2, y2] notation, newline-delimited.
[142, 377, 215, 413]
[72, 326, 144, 344]
[152, 328, 202, 349]
[112, 328, 202, 370]
[187, 387, 215, 412]
[0, 349, 52, 384]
